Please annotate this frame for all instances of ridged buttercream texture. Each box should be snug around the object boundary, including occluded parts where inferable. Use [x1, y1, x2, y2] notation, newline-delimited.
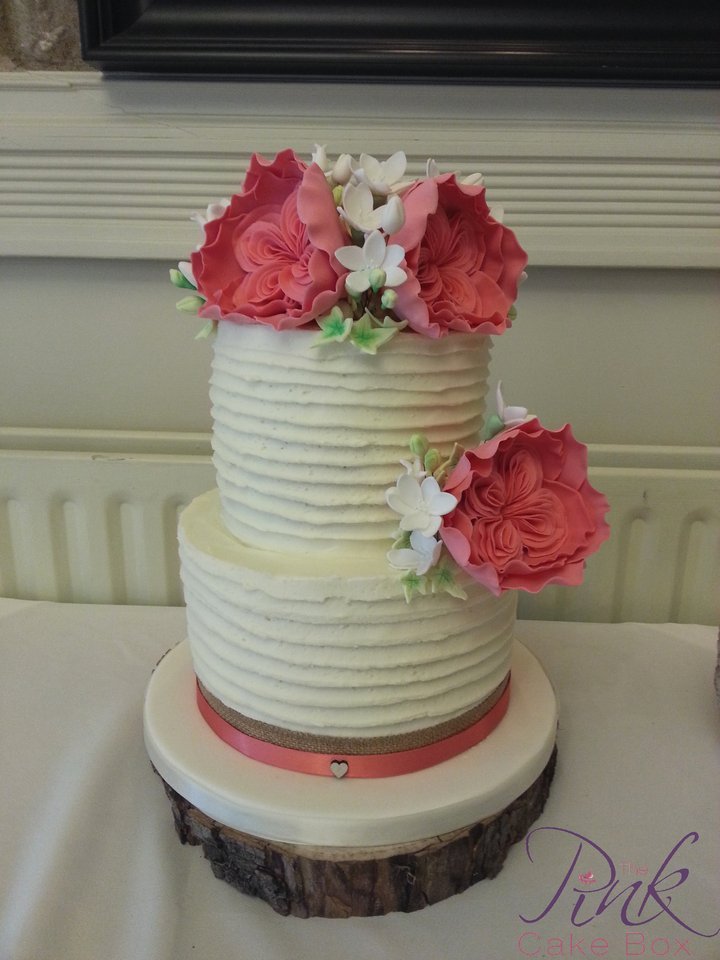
[180, 323, 516, 744]
[180, 491, 516, 738]
[210, 323, 491, 554]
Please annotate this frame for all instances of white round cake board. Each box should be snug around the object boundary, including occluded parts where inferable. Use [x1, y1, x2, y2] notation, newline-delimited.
[144, 639, 558, 848]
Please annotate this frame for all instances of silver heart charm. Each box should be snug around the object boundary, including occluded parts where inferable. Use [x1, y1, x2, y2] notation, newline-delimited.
[330, 759, 349, 779]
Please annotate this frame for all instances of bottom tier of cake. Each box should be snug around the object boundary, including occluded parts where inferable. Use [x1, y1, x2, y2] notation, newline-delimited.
[144, 640, 558, 916]
[179, 490, 517, 746]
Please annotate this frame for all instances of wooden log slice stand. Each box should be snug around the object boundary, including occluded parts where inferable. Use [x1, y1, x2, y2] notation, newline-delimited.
[159, 748, 556, 918]
[145, 641, 559, 918]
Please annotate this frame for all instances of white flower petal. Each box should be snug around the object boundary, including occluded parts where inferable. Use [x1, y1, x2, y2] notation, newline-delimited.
[379, 195, 405, 234]
[399, 512, 436, 534]
[191, 199, 229, 242]
[383, 265, 407, 288]
[364, 230, 387, 269]
[427, 491, 458, 516]
[344, 181, 374, 216]
[418, 515, 442, 537]
[332, 153, 355, 185]
[383, 151, 407, 184]
[410, 530, 433, 550]
[312, 144, 328, 170]
[346, 270, 371, 294]
[399, 457, 427, 480]
[496, 380, 528, 425]
[409, 532, 443, 574]
[426, 158, 440, 178]
[178, 261, 196, 287]
[389, 474, 424, 511]
[382, 243, 406, 269]
[341, 182, 383, 232]
[355, 151, 407, 195]
[420, 476, 442, 501]
[334, 244, 367, 271]
[358, 153, 382, 180]
[387, 548, 422, 571]
[207, 199, 230, 222]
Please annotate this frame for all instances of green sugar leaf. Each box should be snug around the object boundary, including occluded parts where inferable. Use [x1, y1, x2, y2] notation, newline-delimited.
[312, 307, 353, 348]
[430, 563, 468, 601]
[194, 319, 218, 340]
[483, 413, 506, 441]
[169, 268, 196, 290]
[434, 442, 465, 486]
[392, 531, 412, 550]
[349, 313, 398, 354]
[400, 570, 427, 604]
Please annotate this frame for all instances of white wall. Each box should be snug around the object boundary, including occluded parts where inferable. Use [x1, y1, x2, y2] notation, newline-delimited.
[1, 258, 718, 446]
[1, 73, 718, 621]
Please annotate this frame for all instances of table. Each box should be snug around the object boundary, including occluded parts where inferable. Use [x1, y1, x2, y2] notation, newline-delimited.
[1, 599, 718, 960]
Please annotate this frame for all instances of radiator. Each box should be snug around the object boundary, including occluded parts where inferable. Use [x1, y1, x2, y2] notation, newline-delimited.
[1, 430, 718, 624]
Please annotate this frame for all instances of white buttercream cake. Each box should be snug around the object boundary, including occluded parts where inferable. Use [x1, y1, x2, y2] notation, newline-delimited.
[180, 323, 515, 746]
[169, 146, 609, 780]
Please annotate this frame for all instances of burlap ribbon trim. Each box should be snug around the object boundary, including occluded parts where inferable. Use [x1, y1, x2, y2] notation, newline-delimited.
[196, 677, 511, 778]
[197, 673, 509, 756]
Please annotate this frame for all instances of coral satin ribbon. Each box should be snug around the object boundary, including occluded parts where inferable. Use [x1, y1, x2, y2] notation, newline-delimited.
[196, 677, 510, 779]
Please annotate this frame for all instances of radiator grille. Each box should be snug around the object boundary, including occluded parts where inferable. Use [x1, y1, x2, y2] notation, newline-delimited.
[1, 434, 718, 624]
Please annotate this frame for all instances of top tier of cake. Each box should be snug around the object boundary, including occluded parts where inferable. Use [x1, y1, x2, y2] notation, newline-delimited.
[211, 322, 491, 555]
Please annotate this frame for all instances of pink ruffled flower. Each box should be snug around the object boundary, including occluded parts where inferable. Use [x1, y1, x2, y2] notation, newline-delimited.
[191, 151, 347, 330]
[440, 419, 609, 595]
[391, 174, 527, 338]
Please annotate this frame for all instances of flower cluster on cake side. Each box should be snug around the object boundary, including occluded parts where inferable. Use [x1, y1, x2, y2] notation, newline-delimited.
[172, 146, 610, 600]
[385, 384, 610, 600]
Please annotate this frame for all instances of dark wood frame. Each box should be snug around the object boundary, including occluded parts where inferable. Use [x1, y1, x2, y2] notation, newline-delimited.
[77, 1, 720, 85]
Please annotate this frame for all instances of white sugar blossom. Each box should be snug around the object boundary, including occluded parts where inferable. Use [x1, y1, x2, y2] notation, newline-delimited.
[386, 474, 458, 538]
[399, 456, 427, 480]
[191, 199, 230, 250]
[496, 381, 529, 427]
[353, 151, 407, 196]
[312, 143, 329, 170]
[335, 230, 407, 297]
[340, 182, 406, 235]
[425, 158, 483, 186]
[191, 199, 230, 232]
[387, 531, 443, 576]
[340, 182, 384, 233]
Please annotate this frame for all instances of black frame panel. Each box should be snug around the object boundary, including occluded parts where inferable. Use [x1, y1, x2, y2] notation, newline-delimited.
[77, 1, 720, 85]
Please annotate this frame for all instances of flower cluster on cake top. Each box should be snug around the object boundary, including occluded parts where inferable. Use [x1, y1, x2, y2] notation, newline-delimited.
[386, 384, 610, 600]
[171, 146, 528, 352]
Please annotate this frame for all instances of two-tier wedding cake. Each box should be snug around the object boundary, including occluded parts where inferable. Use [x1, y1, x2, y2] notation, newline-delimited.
[144, 146, 609, 916]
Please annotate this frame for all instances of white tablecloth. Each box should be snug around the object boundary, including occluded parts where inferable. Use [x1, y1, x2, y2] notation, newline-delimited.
[1, 599, 718, 960]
